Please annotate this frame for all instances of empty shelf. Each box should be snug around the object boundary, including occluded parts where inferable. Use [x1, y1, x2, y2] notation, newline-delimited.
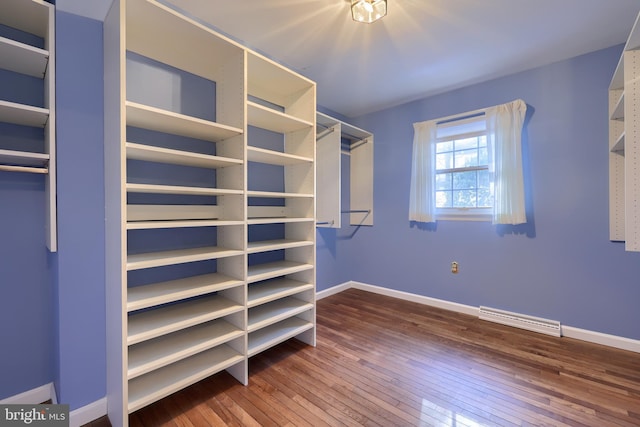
[127, 142, 242, 168]
[127, 246, 243, 271]
[247, 101, 312, 133]
[126, 101, 243, 142]
[0, 100, 48, 127]
[247, 217, 314, 225]
[247, 239, 314, 254]
[611, 93, 624, 121]
[248, 297, 313, 332]
[127, 219, 243, 230]
[127, 294, 243, 345]
[127, 272, 243, 312]
[248, 316, 313, 357]
[247, 190, 313, 199]
[247, 146, 312, 166]
[0, 149, 48, 167]
[611, 132, 625, 153]
[0, 36, 49, 78]
[128, 319, 243, 379]
[248, 260, 314, 283]
[127, 183, 242, 196]
[248, 278, 314, 308]
[128, 344, 244, 413]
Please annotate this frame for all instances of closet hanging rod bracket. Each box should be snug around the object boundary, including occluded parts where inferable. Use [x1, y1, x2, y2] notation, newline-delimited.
[316, 126, 336, 142]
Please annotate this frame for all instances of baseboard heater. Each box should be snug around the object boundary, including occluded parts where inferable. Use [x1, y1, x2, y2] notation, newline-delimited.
[478, 306, 562, 337]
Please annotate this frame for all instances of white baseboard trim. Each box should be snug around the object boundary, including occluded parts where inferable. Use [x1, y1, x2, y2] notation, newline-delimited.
[0, 383, 56, 404]
[70, 397, 107, 427]
[319, 281, 640, 354]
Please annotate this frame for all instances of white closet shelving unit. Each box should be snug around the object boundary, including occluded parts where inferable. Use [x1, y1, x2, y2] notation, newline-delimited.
[316, 112, 373, 228]
[0, 0, 56, 251]
[609, 11, 640, 251]
[246, 51, 316, 358]
[105, 1, 316, 424]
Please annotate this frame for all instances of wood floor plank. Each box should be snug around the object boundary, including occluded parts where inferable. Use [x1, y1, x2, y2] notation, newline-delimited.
[118, 289, 640, 427]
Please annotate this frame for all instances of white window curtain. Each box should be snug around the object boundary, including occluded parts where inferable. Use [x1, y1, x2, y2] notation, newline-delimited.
[486, 99, 527, 225]
[408, 99, 527, 225]
[408, 120, 437, 222]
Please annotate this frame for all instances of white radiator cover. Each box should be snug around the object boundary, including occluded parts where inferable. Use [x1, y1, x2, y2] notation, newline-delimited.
[478, 306, 562, 337]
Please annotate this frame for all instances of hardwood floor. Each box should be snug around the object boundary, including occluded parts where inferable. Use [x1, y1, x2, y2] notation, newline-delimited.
[125, 289, 640, 426]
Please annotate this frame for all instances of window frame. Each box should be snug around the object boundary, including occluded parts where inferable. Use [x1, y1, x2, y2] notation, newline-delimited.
[434, 116, 492, 222]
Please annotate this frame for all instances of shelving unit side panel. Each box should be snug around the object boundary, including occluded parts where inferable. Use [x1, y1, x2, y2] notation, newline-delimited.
[44, 1, 56, 252]
[316, 123, 341, 228]
[104, 1, 128, 425]
[351, 136, 374, 226]
[286, 85, 316, 124]
[0, 0, 50, 38]
[624, 49, 640, 251]
[213, 48, 245, 131]
[609, 152, 626, 241]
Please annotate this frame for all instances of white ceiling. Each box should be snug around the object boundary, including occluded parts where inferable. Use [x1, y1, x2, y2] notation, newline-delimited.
[60, 0, 640, 118]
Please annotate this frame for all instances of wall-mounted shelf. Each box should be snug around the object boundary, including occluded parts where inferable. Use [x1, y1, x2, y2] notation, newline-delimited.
[609, 11, 640, 251]
[316, 112, 373, 228]
[0, 0, 56, 251]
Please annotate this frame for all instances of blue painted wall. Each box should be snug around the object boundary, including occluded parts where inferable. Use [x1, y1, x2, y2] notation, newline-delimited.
[318, 44, 640, 340]
[53, 11, 106, 409]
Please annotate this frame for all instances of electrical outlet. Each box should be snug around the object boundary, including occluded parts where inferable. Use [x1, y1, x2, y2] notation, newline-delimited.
[451, 261, 459, 274]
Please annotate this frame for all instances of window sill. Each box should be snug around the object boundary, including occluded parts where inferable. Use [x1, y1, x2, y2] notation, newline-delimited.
[436, 208, 491, 222]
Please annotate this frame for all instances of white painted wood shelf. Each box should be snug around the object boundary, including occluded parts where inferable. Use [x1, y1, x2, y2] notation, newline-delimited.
[127, 142, 243, 168]
[0, 0, 56, 251]
[105, 1, 316, 421]
[609, 11, 640, 251]
[127, 294, 243, 345]
[128, 344, 244, 413]
[126, 101, 243, 142]
[127, 273, 243, 312]
[248, 278, 314, 308]
[128, 319, 244, 379]
[127, 246, 243, 271]
[248, 317, 314, 357]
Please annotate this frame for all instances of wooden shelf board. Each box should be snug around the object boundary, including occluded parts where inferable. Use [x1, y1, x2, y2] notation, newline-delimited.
[247, 217, 314, 225]
[247, 146, 312, 166]
[0, 36, 49, 78]
[247, 52, 314, 106]
[127, 246, 243, 271]
[127, 219, 243, 230]
[247, 101, 312, 133]
[126, 142, 242, 168]
[127, 272, 243, 312]
[0, 149, 48, 167]
[247, 190, 313, 199]
[128, 319, 243, 380]
[247, 239, 314, 254]
[247, 260, 314, 283]
[126, 183, 242, 197]
[248, 278, 314, 308]
[126, 101, 242, 142]
[248, 316, 313, 357]
[127, 294, 243, 345]
[128, 344, 244, 413]
[317, 111, 371, 142]
[0, 100, 48, 127]
[0, 0, 51, 39]
[248, 297, 313, 332]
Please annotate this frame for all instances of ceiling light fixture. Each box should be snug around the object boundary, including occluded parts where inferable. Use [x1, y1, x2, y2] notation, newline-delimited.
[351, 0, 387, 24]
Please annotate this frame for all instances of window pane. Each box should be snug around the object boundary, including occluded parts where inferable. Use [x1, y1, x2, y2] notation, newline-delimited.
[478, 146, 488, 165]
[436, 173, 451, 190]
[454, 137, 477, 151]
[436, 140, 453, 153]
[436, 191, 451, 208]
[453, 171, 477, 190]
[454, 149, 478, 168]
[477, 189, 493, 207]
[436, 152, 453, 170]
[478, 135, 487, 147]
[453, 190, 476, 207]
[478, 169, 491, 189]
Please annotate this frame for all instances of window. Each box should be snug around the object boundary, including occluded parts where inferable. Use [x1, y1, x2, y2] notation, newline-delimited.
[409, 99, 527, 225]
[434, 115, 492, 220]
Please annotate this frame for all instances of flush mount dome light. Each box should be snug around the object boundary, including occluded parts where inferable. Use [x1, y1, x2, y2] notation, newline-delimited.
[351, 0, 387, 24]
